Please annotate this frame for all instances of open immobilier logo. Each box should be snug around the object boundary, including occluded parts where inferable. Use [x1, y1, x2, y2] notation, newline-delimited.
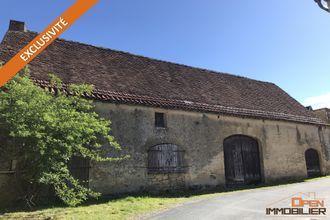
[266, 192, 326, 216]
[0, 0, 99, 86]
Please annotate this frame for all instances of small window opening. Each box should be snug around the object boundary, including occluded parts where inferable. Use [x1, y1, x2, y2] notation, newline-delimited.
[155, 112, 165, 128]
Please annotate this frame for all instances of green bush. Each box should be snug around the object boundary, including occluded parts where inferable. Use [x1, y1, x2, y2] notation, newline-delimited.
[0, 68, 126, 207]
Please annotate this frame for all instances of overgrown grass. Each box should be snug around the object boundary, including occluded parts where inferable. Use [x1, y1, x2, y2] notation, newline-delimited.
[1, 176, 329, 220]
[0, 196, 189, 220]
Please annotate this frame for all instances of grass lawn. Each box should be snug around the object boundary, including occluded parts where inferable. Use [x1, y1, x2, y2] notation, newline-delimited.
[1, 176, 329, 220]
[0, 195, 198, 220]
[0, 196, 189, 220]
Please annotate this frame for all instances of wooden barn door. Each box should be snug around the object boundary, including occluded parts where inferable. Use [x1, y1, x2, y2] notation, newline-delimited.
[224, 135, 261, 185]
[305, 149, 321, 178]
[69, 156, 90, 188]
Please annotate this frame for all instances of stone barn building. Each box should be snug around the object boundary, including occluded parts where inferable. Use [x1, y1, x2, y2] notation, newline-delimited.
[1, 21, 330, 205]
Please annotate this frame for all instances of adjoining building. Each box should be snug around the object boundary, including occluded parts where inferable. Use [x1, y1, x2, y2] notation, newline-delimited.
[1, 21, 330, 206]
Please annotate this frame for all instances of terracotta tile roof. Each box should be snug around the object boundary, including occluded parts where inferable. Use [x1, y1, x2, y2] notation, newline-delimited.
[0, 30, 324, 125]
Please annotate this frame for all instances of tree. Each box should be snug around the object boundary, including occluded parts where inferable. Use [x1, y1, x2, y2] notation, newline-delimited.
[0, 67, 126, 207]
[314, 0, 330, 13]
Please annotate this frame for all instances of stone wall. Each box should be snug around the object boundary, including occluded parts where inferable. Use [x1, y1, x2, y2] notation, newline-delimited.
[147, 173, 185, 191]
[89, 102, 330, 195]
[1, 101, 330, 207]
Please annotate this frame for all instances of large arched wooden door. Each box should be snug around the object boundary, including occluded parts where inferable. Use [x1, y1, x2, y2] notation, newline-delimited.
[224, 135, 261, 185]
[305, 149, 321, 178]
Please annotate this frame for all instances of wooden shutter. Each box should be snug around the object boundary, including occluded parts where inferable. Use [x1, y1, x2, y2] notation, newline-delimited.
[148, 144, 184, 173]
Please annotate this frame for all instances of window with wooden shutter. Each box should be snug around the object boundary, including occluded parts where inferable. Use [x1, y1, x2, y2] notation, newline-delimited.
[148, 144, 185, 173]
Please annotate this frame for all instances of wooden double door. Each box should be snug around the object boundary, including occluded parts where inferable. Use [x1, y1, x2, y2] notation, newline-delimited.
[224, 135, 262, 185]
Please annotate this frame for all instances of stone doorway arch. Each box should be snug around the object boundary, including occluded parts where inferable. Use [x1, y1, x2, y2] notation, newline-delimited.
[224, 135, 262, 185]
[305, 148, 321, 178]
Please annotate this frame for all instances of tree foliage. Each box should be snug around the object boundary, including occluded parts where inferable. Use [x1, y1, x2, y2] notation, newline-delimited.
[314, 0, 330, 13]
[0, 68, 125, 207]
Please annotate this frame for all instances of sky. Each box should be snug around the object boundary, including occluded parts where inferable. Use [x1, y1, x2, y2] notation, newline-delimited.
[1, 0, 330, 109]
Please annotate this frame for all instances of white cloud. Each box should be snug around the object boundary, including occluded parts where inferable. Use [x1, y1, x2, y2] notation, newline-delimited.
[303, 92, 330, 109]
